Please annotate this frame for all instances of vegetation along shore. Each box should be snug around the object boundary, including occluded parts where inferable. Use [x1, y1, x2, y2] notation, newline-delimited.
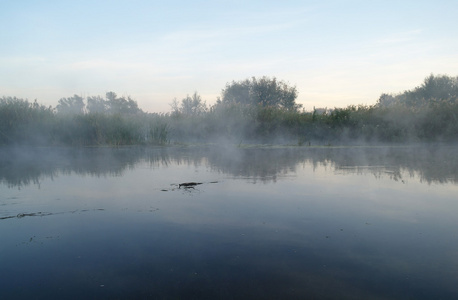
[1, 74, 457, 146]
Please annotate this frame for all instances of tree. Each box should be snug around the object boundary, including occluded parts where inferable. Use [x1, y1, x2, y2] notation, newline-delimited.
[171, 92, 207, 116]
[105, 92, 141, 115]
[381, 74, 458, 108]
[56, 95, 85, 114]
[402, 74, 456, 107]
[377, 93, 397, 107]
[221, 76, 301, 111]
[86, 92, 142, 115]
[87, 95, 108, 114]
[221, 79, 251, 106]
[417, 74, 458, 101]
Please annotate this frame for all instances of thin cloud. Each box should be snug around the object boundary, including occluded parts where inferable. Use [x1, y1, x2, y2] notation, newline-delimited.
[374, 29, 423, 45]
[160, 21, 297, 47]
[0, 55, 47, 66]
[64, 59, 142, 71]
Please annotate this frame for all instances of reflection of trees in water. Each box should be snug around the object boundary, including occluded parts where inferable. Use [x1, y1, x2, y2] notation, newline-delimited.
[207, 146, 458, 185]
[1, 145, 457, 188]
[313, 146, 458, 185]
[0, 147, 142, 188]
[1, 147, 57, 188]
[204, 148, 303, 183]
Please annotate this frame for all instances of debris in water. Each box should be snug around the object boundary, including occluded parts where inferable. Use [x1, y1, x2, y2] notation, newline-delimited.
[179, 182, 203, 188]
[0, 209, 105, 221]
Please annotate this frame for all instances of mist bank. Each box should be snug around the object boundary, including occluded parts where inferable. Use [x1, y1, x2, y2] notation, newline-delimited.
[1, 74, 457, 146]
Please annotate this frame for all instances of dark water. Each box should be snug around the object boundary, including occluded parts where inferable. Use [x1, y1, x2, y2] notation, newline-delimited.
[1, 145, 458, 299]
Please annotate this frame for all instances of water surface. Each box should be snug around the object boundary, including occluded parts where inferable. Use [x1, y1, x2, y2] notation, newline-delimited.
[1, 145, 457, 299]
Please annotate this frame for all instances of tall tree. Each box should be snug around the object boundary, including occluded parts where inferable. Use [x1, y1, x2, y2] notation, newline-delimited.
[56, 95, 85, 114]
[221, 76, 301, 111]
[171, 92, 207, 116]
[87, 95, 108, 113]
[86, 92, 141, 114]
[105, 92, 141, 114]
[415, 74, 458, 102]
[380, 74, 458, 107]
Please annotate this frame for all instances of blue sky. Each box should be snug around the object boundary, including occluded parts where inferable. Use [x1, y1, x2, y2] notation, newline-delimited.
[1, 0, 457, 112]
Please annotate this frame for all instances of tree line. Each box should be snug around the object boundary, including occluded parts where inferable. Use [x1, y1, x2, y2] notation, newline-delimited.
[1, 74, 457, 146]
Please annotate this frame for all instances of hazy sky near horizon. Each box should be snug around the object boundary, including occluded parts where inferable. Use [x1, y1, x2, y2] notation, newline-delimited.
[1, 0, 457, 112]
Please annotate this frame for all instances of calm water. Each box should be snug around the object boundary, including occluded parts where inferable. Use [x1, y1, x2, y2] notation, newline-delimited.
[1, 145, 457, 299]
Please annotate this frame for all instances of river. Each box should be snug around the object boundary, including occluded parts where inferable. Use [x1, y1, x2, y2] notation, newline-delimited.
[1, 145, 457, 299]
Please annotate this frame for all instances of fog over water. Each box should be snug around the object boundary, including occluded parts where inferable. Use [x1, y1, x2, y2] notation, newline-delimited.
[1, 145, 458, 299]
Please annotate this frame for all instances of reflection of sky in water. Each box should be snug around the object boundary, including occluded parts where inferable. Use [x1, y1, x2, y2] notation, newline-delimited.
[1, 147, 458, 299]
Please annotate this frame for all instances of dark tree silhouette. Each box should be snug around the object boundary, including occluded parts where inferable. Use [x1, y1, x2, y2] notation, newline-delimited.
[221, 76, 301, 111]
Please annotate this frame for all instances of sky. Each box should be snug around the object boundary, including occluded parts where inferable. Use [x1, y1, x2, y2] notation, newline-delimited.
[1, 0, 458, 113]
